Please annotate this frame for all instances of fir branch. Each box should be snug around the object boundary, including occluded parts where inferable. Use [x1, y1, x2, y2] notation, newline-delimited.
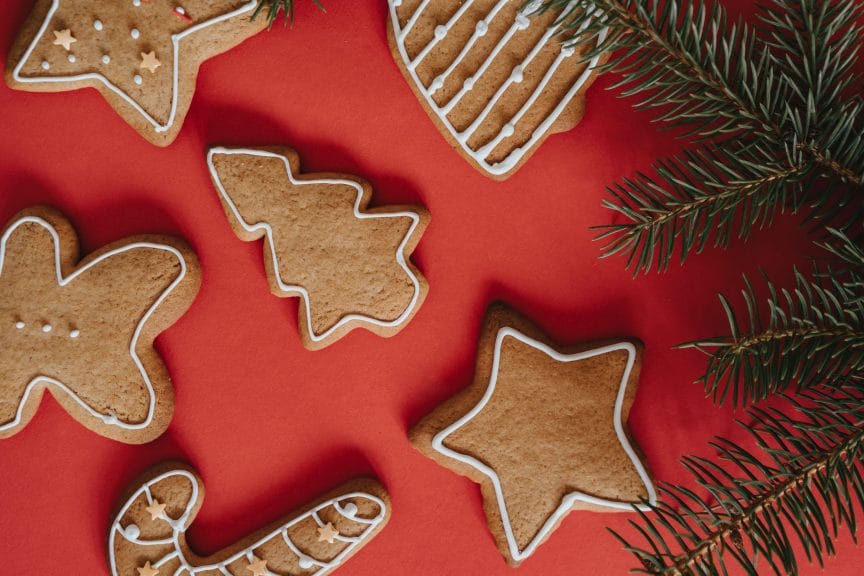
[252, 0, 325, 28]
[612, 386, 864, 576]
[536, 0, 864, 273]
[595, 144, 805, 273]
[684, 262, 864, 406]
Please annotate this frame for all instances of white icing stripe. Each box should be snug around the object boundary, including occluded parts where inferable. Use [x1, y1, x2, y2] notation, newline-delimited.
[207, 147, 423, 344]
[0, 216, 188, 433]
[431, 327, 658, 562]
[428, 0, 509, 97]
[389, 0, 608, 176]
[12, 0, 258, 134]
[399, 0, 434, 41]
[457, 12, 567, 142]
[408, 0, 477, 70]
[108, 469, 388, 576]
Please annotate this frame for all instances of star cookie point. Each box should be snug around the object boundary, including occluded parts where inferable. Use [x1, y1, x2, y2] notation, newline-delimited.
[413, 305, 656, 564]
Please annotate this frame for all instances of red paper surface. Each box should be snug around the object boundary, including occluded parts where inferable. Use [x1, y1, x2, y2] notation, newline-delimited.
[0, 1, 860, 574]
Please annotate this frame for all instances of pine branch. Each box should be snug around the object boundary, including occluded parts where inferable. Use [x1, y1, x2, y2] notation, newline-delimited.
[252, 0, 325, 28]
[683, 260, 864, 406]
[594, 143, 805, 273]
[612, 386, 864, 576]
[535, 0, 864, 272]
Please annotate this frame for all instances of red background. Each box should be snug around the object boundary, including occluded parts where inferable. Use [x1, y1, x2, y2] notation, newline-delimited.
[0, 1, 860, 574]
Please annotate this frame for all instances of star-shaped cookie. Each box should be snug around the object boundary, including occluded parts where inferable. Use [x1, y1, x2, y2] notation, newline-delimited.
[109, 463, 391, 576]
[6, 0, 266, 146]
[411, 304, 656, 565]
[0, 207, 200, 443]
[207, 147, 430, 350]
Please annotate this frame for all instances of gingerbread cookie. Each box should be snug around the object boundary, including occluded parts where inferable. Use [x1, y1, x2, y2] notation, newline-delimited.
[411, 304, 656, 565]
[0, 207, 200, 444]
[207, 147, 430, 350]
[109, 464, 390, 575]
[6, 0, 267, 146]
[387, 0, 606, 179]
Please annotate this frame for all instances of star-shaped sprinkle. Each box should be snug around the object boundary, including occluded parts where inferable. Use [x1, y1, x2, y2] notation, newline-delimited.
[137, 562, 159, 576]
[207, 147, 429, 350]
[317, 522, 340, 544]
[412, 305, 657, 565]
[140, 51, 161, 74]
[145, 500, 167, 521]
[246, 556, 269, 576]
[52, 29, 76, 51]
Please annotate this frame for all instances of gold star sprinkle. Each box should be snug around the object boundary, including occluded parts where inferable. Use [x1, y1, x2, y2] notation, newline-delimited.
[145, 500, 167, 521]
[317, 522, 340, 544]
[52, 29, 76, 51]
[137, 562, 159, 576]
[140, 51, 161, 74]
[246, 556, 269, 576]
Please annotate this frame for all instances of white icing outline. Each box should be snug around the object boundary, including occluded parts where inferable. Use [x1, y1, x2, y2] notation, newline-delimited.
[388, 0, 608, 176]
[0, 216, 188, 434]
[108, 469, 388, 575]
[12, 0, 258, 134]
[207, 147, 424, 344]
[432, 327, 658, 562]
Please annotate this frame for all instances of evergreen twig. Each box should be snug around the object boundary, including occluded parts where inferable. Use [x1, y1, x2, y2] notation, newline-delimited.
[611, 386, 864, 576]
[536, 0, 864, 273]
[252, 0, 325, 28]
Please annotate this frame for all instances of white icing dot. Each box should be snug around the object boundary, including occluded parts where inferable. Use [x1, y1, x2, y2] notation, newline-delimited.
[133, 0, 141, 5]
[134, 74, 143, 85]
[124, 524, 140, 539]
[516, 14, 531, 29]
[434, 25, 447, 40]
[102, 55, 111, 64]
[463, 76, 475, 90]
[103, 413, 118, 424]
[511, 65, 524, 83]
[15, 321, 25, 329]
[502, 123, 516, 137]
[69, 329, 80, 339]
[477, 21, 489, 35]
[41, 323, 53, 333]
[562, 45, 576, 57]
[343, 502, 358, 517]
[299, 558, 314, 569]
[67, 54, 76, 63]
[430, 75, 444, 91]
[93, 19, 103, 31]
[131, 28, 140, 39]
[41, 60, 50, 70]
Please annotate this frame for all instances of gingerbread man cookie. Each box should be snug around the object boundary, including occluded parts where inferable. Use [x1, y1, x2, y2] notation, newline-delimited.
[411, 304, 656, 565]
[6, 0, 267, 146]
[388, 0, 606, 179]
[109, 464, 390, 575]
[0, 207, 200, 443]
[207, 147, 430, 350]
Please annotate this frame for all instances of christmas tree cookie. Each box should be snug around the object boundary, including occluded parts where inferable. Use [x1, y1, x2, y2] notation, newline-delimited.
[0, 207, 200, 443]
[6, 0, 266, 146]
[411, 304, 656, 565]
[109, 464, 390, 575]
[207, 146, 430, 350]
[387, 0, 606, 179]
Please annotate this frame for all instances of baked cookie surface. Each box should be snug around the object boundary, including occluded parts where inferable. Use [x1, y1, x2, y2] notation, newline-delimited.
[411, 304, 656, 564]
[6, 0, 266, 145]
[207, 147, 430, 350]
[0, 207, 200, 443]
[388, 0, 605, 179]
[109, 463, 390, 576]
